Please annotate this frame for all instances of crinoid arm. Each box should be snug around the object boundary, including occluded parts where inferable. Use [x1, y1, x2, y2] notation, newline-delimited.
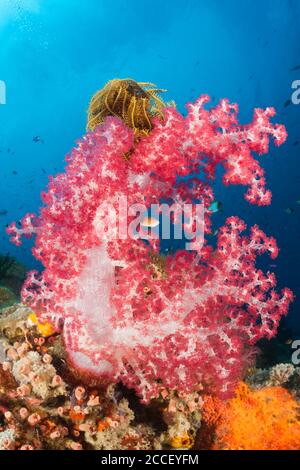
[87, 78, 167, 136]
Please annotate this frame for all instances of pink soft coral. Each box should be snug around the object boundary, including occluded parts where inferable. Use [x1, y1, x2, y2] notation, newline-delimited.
[8, 95, 293, 402]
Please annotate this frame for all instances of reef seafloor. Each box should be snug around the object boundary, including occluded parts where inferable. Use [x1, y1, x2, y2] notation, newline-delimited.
[1, 79, 300, 451]
[0, 297, 299, 451]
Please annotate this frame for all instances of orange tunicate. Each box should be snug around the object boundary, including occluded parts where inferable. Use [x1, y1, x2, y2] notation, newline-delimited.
[208, 382, 300, 450]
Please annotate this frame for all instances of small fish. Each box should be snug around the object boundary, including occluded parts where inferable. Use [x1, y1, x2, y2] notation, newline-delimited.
[141, 216, 160, 228]
[285, 207, 294, 214]
[33, 136, 44, 143]
[293, 140, 299, 146]
[12, 170, 18, 175]
[284, 99, 292, 108]
[41, 168, 46, 174]
[0, 209, 8, 216]
[285, 339, 293, 345]
[208, 201, 222, 213]
[290, 64, 300, 71]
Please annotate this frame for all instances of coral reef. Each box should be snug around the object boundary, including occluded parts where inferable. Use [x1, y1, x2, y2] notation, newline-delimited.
[0, 253, 27, 296]
[247, 362, 298, 388]
[0, 304, 30, 339]
[0, 305, 201, 450]
[0, 253, 16, 282]
[12, 350, 67, 400]
[201, 382, 300, 450]
[154, 390, 202, 449]
[0, 287, 16, 310]
[7, 88, 293, 403]
[0, 306, 299, 450]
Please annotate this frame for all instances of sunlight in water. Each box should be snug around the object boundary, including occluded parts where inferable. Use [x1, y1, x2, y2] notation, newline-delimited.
[0, 0, 40, 28]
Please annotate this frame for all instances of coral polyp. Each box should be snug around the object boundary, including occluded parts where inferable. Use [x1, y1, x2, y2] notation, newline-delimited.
[87, 78, 167, 136]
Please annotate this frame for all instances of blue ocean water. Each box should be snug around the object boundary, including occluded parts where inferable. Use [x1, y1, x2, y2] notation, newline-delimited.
[0, 0, 299, 339]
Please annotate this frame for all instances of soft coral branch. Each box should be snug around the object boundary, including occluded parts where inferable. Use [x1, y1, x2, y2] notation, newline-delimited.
[7, 94, 292, 402]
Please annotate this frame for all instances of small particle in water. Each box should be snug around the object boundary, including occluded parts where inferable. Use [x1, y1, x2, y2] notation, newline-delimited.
[293, 141, 299, 146]
[0, 209, 8, 216]
[12, 170, 18, 175]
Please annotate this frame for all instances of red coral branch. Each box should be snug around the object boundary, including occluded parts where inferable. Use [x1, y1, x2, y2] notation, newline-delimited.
[7, 95, 292, 402]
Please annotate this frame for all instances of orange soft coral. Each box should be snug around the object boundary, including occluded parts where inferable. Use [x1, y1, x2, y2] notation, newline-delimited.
[203, 382, 300, 450]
